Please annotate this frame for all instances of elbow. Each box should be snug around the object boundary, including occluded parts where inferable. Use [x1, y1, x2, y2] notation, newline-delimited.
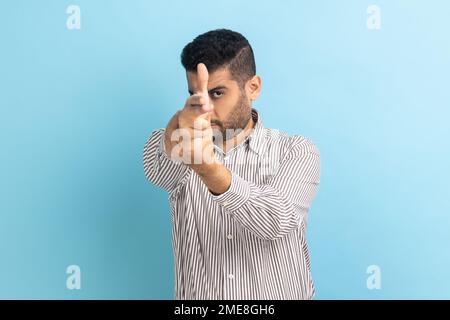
[260, 213, 301, 241]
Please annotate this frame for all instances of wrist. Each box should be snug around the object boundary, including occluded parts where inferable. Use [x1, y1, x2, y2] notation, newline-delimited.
[191, 161, 219, 177]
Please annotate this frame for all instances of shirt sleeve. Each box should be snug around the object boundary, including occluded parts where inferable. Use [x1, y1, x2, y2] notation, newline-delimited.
[210, 137, 321, 241]
[143, 128, 190, 195]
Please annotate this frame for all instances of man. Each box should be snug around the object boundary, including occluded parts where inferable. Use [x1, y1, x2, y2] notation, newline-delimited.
[143, 29, 320, 300]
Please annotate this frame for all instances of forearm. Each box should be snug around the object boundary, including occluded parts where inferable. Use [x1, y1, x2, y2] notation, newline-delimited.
[210, 172, 305, 240]
[201, 140, 320, 241]
[143, 129, 189, 192]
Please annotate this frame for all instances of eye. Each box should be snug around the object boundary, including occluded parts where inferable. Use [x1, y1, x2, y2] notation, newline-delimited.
[211, 91, 224, 99]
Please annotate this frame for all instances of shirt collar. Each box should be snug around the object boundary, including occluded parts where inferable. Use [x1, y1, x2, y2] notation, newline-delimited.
[246, 108, 267, 156]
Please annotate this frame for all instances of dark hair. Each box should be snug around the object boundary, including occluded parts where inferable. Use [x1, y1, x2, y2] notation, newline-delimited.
[181, 29, 256, 87]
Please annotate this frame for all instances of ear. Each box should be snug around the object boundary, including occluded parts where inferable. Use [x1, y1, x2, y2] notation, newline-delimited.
[245, 75, 262, 101]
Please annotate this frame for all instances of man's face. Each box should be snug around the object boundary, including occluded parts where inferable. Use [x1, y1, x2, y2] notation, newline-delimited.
[187, 67, 252, 141]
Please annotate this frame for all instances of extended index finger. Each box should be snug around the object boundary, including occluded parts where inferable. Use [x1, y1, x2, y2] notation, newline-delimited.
[196, 63, 209, 94]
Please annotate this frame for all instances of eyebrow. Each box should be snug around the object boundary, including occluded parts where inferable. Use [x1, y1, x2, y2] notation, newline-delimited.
[188, 86, 228, 95]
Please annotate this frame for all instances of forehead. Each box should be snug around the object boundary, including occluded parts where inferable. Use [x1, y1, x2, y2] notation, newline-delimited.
[187, 67, 236, 91]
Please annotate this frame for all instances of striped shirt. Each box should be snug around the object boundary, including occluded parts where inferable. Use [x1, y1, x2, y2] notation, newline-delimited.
[143, 108, 321, 300]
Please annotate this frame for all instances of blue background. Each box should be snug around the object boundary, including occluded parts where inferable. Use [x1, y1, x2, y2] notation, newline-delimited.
[1, 0, 449, 299]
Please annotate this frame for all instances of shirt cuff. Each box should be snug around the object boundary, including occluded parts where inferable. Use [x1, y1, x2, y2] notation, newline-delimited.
[158, 130, 166, 154]
[156, 129, 173, 161]
[210, 172, 251, 212]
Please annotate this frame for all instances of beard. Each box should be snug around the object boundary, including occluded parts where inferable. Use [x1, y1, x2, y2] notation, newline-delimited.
[211, 91, 252, 144]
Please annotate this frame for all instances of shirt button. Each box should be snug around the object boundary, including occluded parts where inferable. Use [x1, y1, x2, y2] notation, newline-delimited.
[228, 274, 234, 280]
[227, 234, 233, 240]
[222, 201, 229, 206]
